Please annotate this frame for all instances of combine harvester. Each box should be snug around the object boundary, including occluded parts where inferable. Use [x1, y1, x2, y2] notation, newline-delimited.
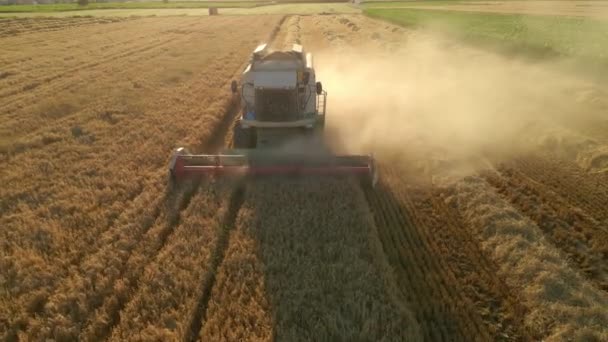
[168, 43, 377, 186]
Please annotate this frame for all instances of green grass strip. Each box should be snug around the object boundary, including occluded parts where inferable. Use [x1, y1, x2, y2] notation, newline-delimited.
[365, 8, 608, 76]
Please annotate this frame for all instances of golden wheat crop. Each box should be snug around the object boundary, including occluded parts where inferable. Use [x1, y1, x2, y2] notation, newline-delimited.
[0, 15, 282, 340]
[4, 11, 608, 342]
[199, 178, 422, 341]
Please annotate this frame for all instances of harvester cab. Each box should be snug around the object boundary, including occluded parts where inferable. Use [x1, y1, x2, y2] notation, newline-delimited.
[231, 43, 326, 149]
[168, 43, 377, 187]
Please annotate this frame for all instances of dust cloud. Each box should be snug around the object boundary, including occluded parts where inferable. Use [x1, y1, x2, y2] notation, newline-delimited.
[315, 32, 608, 177]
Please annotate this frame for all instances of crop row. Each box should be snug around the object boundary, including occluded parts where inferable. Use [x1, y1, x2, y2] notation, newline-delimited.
[366, 167, 506, 341]
[484, 166, 608, 292]
[513, 155, 608, 225]
[199, 177, 422, 341]
[447, 175, 608, 340]
[106, 181, 237, 342]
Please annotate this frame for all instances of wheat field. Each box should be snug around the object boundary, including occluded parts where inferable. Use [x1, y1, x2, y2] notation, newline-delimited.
[2, 10, 608, 342]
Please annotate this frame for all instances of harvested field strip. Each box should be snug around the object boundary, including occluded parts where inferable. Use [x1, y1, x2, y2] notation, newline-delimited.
[484, 167, 608, 292]
[105, 181, 241, 342]
[381, 169, 531, 339]
[200, 178, 422, 341]
[447, 176, 608, 340]
[270, 15, 300, 50]
[423, 194, 531, 340]
[365, 170, 493, 341]
[0, 16, 283, 340]
[514, 155, 608, 225]
[267, 14, 289, 49]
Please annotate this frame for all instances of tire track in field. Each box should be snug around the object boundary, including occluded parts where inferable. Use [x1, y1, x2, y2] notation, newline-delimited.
[363, 172, 492, 341]
[186, 184, 246, 342]
[483, 166, 608, 293]
[269, 15, 289, 45]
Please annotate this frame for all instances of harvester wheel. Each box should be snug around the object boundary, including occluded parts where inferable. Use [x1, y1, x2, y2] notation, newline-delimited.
[233, 123, 255, 149]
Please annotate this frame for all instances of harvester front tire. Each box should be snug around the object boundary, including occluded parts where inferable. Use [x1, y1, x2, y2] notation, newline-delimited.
[233, 123, 255, 149]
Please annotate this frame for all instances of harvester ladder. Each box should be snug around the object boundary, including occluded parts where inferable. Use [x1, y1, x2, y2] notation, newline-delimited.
[316, 90, 327, 116]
